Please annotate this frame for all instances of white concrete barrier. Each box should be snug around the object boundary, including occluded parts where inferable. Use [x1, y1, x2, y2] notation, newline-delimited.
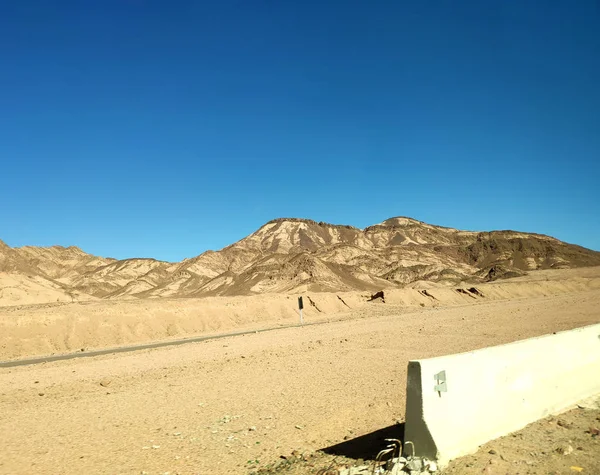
[403, 323, 600, 466]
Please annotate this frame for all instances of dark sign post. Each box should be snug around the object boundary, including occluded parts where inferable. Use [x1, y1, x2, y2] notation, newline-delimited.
[298, 296, 304, 324]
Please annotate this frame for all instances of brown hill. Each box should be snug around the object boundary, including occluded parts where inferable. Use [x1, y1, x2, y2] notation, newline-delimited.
[1, 217, 599, 305]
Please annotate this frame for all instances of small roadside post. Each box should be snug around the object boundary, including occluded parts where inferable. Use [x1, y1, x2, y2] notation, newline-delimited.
[298, 296, 304, 324]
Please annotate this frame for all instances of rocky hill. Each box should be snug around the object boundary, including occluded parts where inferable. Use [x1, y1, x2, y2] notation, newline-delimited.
[1, 217, 600, 305]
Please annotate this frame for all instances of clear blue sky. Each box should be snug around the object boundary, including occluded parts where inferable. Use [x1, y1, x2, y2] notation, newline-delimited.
[1, 1, 599, 261]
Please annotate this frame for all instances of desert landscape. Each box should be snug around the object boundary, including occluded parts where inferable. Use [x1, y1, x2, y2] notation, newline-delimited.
[1, 217, 600, 474]
[2, 217, 600, 360]
[4, 0, 599, 472]
[3, 217, 600, 305]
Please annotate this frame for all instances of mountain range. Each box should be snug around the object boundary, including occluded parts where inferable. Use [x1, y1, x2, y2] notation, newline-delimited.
[1, 217, 599, 305]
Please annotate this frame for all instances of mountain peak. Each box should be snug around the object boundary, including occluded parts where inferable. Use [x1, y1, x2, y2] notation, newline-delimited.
[236, 217, 361, 254]
[380, 217, 425, 227]
[263, 217, 358, 230]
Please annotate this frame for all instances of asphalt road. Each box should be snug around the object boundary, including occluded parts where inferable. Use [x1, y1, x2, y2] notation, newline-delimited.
[0, 319, 324, 368]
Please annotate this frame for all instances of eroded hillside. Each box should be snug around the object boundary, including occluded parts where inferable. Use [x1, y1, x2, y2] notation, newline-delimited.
[1, 217, 599, 305]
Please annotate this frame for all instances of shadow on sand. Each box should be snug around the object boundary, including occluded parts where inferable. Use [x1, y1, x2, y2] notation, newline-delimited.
[320, 423, 405, 461]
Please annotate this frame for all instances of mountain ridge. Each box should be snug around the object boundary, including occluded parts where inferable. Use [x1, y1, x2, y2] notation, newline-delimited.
[1, 217, 599, 306]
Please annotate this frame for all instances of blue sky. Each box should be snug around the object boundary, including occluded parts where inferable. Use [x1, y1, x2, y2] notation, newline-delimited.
[1, 1, 599, 261]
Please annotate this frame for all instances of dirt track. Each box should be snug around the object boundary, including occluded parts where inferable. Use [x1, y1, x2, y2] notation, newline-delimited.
[1, 282, 599, 474]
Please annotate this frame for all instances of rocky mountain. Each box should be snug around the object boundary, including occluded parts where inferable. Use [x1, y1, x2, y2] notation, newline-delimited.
[1, 217, 600, 305]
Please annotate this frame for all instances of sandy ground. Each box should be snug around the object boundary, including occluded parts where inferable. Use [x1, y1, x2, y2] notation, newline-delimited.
[441, 398, 600, 475]
[1, 272, 599, 474]
[255, 400, 600, 475]
[2, 267, 600, 361]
